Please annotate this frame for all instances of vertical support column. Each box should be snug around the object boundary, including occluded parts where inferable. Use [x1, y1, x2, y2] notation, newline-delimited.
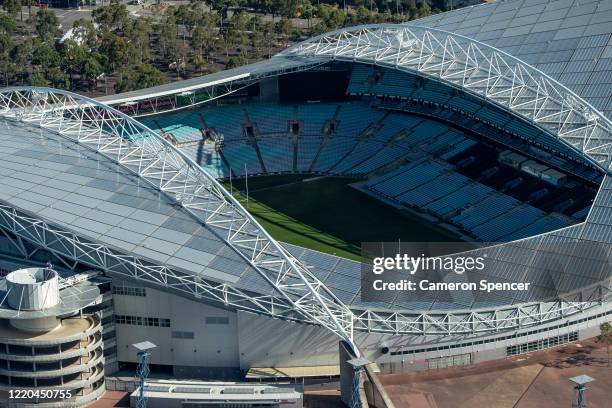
[136, 350, 151, 408]
[339, 341, 367, 408]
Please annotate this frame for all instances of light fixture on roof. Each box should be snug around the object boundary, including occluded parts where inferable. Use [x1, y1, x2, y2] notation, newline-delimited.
[569, 374, 595, 408]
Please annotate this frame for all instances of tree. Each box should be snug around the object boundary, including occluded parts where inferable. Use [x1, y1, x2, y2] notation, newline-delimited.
[407, 0, 417, 19]
[599, 322, 612, 367]
[92, 0, 129, 32]
[417, 0, 432, 18]
[175, 4, 196, 45]
[193, 54, 207, 73]
[0, 26, 13, 55]
[33, 9, 60, 40]
[231, 10, 250, 32]
[115, 63, 164, 92]
[32, 41, 60, 75]
[61, 39, 88, 89]
[261, 21, 275, 58]
[226, 55, 247, 69]
[3, 0, 21, 19]
[299, 0, 315, 29]
[0, 12, 16, 36]
[72, 19, 97, 49]
[433, 0, 450, 12]
[220, 13, 248, 59]
[99, 32, 129, 73]
[191, 12, 218, 62]
[353, 6, 374, 24]
[10, 38, 31, 84]
[46, 67, 70, 89]
[222, 10, 249, 58]
[125, 17, 153, 64]
[0, 29, 13, 86]
[83, 55, 103, 90]
[158, 8, 179, 65]
[28, 72, 46, 86]
[274, 17, 294, 45]
[315, 4, 346, 33]
[250, 16, 265, 59]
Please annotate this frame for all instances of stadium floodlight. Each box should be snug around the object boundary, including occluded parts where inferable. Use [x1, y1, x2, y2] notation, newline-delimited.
[133, 341, 157, 408]
[346, 358, 370, 408]
[569, 375, 594, 408]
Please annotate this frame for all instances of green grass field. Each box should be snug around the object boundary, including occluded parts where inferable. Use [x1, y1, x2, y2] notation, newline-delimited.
[224, 175, 459, 261]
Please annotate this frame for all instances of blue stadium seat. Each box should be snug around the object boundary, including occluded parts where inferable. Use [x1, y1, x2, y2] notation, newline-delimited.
[502, 213, 571, 241]
[396, 172, 469, 207]
[203, 106, 245, 141]
[297, 135, 324, 171]
[221, 141, 262, 175]
[347, 65, 374, 94]
[427, 182, 494, 217]
[452, 195, 520, 230]
[257, 137, 294, 173]
[299, 104, 337, 135]
[247, 104, 293, 133]
[471, 205, 545, 241]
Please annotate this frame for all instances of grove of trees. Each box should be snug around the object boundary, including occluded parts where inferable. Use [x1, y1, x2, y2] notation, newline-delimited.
[0, 0, 444, 94]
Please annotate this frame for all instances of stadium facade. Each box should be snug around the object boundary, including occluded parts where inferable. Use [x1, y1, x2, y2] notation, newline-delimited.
[1, 0, 612, 405]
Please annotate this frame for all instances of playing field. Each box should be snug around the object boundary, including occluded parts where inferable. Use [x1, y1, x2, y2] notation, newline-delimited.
[224, 175, 459, 261]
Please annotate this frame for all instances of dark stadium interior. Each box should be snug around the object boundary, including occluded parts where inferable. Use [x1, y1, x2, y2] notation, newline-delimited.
[278, 68, 351, 102]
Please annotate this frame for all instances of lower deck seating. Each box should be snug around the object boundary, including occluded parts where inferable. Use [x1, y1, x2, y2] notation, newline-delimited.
[257, 137, 293, 173]
[221, 141, 262, 175]
[426, 183, 494, 217]
[298, 104, 337, 135]
[181, 144, 228, 179]
[363, 156, 563, 242]
[313, 137, 357, 172]
[368, 160, 450, 197]
[297, 136, 323, 171]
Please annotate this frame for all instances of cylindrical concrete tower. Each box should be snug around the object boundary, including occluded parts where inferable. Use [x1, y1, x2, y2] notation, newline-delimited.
[6, 268, 60, 311]
[0, 267, 105, 407]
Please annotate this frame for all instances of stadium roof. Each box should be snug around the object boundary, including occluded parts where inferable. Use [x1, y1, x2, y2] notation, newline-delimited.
[0, 117, 262, 287]
[0, 88, 356, 350]
[279, 23, 612, 169]
[409, 0, 612, 119]
[96, 55, 323, 106]
[0, 0, 611, 344]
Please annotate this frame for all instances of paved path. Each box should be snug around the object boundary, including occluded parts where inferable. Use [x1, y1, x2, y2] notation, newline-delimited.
[379, 338, 612, 408]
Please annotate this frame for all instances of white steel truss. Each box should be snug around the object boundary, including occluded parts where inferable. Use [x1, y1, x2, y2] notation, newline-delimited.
[102, 60, 326, 117]
[115, 79, 257, 117]
[279, 24, 612, 170]
[0, 88, 609, 339]
[0, 87, 357, 352]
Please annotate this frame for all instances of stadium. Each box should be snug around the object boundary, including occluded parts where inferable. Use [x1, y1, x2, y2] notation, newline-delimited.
[0, 0, 611, 406]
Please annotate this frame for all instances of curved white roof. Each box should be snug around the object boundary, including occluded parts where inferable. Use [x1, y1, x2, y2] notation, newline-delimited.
[0, 0, 610, 339]
[409, 0, 612, 119]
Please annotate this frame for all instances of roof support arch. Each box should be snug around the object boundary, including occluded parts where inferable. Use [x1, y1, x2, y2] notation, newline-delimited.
[279, 24, 612, 171]
[0, 88, 358, 355]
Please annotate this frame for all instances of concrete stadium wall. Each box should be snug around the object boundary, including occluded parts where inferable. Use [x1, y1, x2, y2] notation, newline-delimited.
[112, 279, 612, 377]
[113, 281, 239, 371]
[237, 311, 340, 368]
